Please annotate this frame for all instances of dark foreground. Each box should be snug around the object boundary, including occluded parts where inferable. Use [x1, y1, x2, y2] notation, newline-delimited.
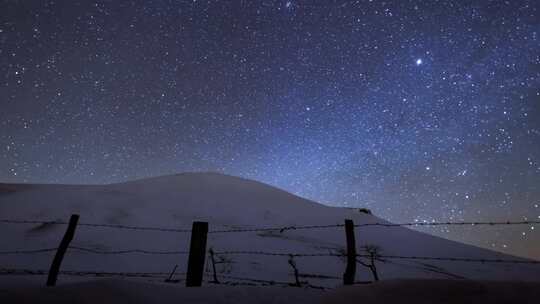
[1, 278, 539, 303]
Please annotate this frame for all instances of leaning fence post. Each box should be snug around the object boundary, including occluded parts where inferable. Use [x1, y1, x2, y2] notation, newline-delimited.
[46, 214, 79, 286]
[186, 221, 208, 287]
[343, 219, 356, 285]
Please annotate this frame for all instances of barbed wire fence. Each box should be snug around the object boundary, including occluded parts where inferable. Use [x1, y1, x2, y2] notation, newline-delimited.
[1, 216, 539, 288]
[4, 218, 539, 231]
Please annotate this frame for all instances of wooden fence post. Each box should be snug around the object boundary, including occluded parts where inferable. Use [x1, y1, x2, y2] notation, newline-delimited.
[46, 214, 79, 287]
[186, 221, 208, 287]
[343, 219, 356, 285]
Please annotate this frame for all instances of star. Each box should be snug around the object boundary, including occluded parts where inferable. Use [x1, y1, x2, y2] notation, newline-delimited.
[1, 0, 538, 260]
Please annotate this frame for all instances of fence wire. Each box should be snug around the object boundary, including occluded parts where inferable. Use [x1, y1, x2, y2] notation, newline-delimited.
[211, 251, 540, 264]
[0, 248, 58, 255]
[2, 248, 539, 264]
[365, 254, 540, 264]
[354, 220, 540, 228]
[0, 268, 374, 289]
[0, 219, 192, 233]
[62, 247, 540, 265]
[212, 250, 343, 257]
[208, 224, 344, 234]
[0, 268, 173, 278]
[2, 218, 539, 234]
[208, 273, 330, 289]
[69, 246, 190, 255]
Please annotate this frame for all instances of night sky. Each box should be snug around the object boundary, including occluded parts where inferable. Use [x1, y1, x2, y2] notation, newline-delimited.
[1, 1, 539, 259]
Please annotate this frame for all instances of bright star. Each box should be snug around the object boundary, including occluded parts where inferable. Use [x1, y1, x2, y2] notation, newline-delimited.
[416, 58, 423, 65]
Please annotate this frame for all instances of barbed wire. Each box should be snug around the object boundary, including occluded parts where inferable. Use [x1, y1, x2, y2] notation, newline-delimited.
[212, 273, 291, 285]
[60, 270, 177, 278]
[0, 268, 329, 288]
[208, 224, 344, 234]
[355, 220, 540, 228]
[0, 268, 48, 275]
[0, 219, 192, 233]
[209, 273, 329, 289]
[0, 268, 174, 278]
[212, 250, 343, 257]
[0, 246, 188, 256]
[298, 273, 342, 280]
[366, 254, 540, 264]
[0, 219, 68, 225]
[0, 248, 58, 255]
[2, 218, 538, 235]
[69, 246, 189, 255]
[211, 251, 540, 264]
[3, 246, 539, 265]
[77, 223, 192, 233]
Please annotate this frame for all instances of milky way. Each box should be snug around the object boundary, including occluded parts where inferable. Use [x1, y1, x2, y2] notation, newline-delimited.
[1, 1, 539, 259]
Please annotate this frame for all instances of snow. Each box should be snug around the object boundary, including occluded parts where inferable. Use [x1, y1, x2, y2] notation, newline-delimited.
[1, 172, 539, 294]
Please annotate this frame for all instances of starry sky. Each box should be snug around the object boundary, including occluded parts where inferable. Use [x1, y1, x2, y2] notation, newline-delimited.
[1, 1, 539, 259]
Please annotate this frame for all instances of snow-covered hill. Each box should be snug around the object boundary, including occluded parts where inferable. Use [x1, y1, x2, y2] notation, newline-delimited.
[1, 172, 538, 287]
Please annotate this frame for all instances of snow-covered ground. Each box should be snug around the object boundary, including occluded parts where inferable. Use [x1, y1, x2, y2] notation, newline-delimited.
[1, 172, 539, 300]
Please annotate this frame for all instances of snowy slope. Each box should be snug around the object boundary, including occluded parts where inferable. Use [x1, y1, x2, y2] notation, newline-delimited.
[1, 172, 538, 287]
